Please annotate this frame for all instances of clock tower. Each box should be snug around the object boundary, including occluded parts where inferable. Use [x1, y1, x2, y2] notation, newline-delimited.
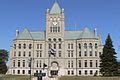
[46, 1, 65, 40]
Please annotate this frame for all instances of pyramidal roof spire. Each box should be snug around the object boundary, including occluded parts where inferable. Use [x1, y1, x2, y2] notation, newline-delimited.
[50, 0, 61, 14]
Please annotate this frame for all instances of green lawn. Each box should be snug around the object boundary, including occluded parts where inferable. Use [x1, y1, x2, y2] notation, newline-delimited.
[59, 76, 120, 80]
[0, 75, 33, 80]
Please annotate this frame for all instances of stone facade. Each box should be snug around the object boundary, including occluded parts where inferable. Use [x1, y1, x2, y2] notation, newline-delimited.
[8, 1, 103, 77]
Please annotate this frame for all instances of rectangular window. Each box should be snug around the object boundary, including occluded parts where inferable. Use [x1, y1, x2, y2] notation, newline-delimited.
[54, 44, 56, 49]
[40, 44, 42, 49]
[14, 51, 16, 57]
[84, 60, 87, 67]
[71, 51, 73, 57]
[95, 51, 97, 56]
[37, 51, 39, 57]
[68, 70, 70, 75]
[84, 51, 87, 56]
[58, 51, 61, 57]
[68, 61, 70, 68]
[68, 51, 70, 57]
[23, 60, 25, 67]
[18, 44, 21, 49]
[14, 44, 16, 49]
[22, 70, 25, 74]
[79, 70, 81, 75]
[29, 44, 32, 49]
[18, 60, 20, 67]
[37, 60, 38, 67]
[18, 51, 21, 56]
[90, 70, 93, 75]
[48, 44, 52, 49]
[71, 61, 73, 68]
[85, 70, 87, 75]
[79, 51, 81, 57]
[29, 52, 31, 57]
[28, 70, 31, 74]
[13, 60, 15, 67]
[58, 27, 60, 32]
[40, 60, 41, 67]
[50, 27, 52, 32]
[90, 60, 92, 67]
[90, 51, 92, 56]
[13, 70, 15, 74]
[68, 44, 70, 49]
[96, 60, 98, 67]
[37, 44, 39, 49]
[40, 51, 42, 57]
[23, 51, 26, 57]
[58, 44, 61, 49]
[71, 44, 73, 49]
[79, 60, 81, 68]
[71, 70, 74, 75]
[18, 70, 20, 74]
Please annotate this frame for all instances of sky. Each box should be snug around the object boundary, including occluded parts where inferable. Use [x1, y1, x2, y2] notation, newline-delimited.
[0, 0, 120, 59]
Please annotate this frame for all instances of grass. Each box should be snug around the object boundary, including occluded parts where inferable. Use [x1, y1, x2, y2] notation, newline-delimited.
[59, 76, 120, 80]
[0, 75, 34, 80]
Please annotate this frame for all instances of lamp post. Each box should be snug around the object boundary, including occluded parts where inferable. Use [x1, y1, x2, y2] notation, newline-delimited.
[28, 58, 34, 80]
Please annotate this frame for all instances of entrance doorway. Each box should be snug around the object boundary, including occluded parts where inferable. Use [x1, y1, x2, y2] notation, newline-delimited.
[50, 70, 58, 77]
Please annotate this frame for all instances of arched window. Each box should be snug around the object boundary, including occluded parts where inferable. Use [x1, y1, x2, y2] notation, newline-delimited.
[53, 38, 56, 42]
[89, 43, 92, 49]
[58, 38, 62, 42]
[84, 43, 87, 49]
[48, 38, 51, 42]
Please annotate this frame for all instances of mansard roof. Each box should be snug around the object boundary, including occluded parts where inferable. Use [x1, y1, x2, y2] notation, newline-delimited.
[50, 1, 61, 14]
[16, 27, 98, 40]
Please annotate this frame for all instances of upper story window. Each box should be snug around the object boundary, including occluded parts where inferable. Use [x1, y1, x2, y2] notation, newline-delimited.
[84, 60, 87, 67]
[48, 38, 51, 42]
[50, 27, 52, 32]
[79, 51, 81, 57]
[90, 60, 93, 67]
[58, 44, 61, 49]
[89, 43, 92, 49]
[79, 60, 81, 67]
[68, 44, 70, 49]
[58, 27, 60, 32]
[29, 52, 31, 57]
[95, 43, 98, 49]
[53, 38, 56, 42]
[29, 44, 32, 49]
[18, 60, 20, 67]
[23, 44, 26, 49]
[71, 44, 73, 49]
[68, 61, 70, 68]
[84, 43, 87, 49]
[13, 60, 15, 67]
[23, 51, 26, 57]
[79, 44, 81, 49]
[58, 51, 61, 57]
[18, 44, 21, 49]
[58, 38, 62, 42]
[18, 51, 21, 56]
[14, 44, 16, 49]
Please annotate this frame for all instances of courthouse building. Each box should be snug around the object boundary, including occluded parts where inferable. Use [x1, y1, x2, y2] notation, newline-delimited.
[8, 1, 103, 77]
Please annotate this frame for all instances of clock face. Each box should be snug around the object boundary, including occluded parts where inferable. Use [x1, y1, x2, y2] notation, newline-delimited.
[52, 21, 57, 25]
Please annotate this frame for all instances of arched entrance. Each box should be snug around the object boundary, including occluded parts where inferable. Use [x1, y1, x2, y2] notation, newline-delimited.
[50, 61, 59, 77]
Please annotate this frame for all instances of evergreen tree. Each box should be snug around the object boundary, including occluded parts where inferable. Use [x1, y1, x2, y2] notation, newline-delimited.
[0, 49, 8, 74]
[100, 34, 118, 76]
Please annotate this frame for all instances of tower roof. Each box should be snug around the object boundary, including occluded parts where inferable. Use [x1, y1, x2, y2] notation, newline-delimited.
[16, 28, 33, 40]
[50, 1, 61, 14]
